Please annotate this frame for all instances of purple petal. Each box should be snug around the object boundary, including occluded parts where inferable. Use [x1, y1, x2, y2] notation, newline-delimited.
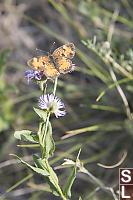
[38, 94, 66, 118]
[69, 64, 75, 73]
[25, 70, 44, 83]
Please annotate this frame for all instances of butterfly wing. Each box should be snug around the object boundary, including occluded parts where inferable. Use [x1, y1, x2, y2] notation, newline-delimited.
[27, 43, 75, 78]
[55, 56, 73, 74]
[52, 43, 75, 59]
[28, 56, 59, 79]
[27, 56, 45, 71]
[41, 56, 60, 79]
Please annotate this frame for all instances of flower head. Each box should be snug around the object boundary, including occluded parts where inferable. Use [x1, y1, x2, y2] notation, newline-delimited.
[38, 94, 66, 118]
[25, 70, 44, 83]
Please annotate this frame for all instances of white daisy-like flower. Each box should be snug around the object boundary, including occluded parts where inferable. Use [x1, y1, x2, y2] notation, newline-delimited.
[38, 94, 66, 118]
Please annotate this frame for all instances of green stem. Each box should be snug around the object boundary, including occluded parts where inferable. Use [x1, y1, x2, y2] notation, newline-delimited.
[40, 81, 44, 94]
[45, 159, 67, 200]
[42, 112, 50, 159]
[41, 77, 58, 158]
[53, 77, 58, 97]
[38, 121, 43, 150]
[40, 80, 47, 95]
[44, 81, 47, 94]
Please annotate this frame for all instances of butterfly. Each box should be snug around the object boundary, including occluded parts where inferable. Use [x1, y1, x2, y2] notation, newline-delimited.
[27, 43, 75, 79]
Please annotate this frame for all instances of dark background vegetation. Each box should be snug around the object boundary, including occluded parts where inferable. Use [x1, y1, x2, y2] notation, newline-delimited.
[0, 0, 133, 199]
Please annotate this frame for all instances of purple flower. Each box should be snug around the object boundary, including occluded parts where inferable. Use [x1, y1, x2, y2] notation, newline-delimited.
[70, 64, 75, 73]
[38, 94, 66, 118]
[25, 70, 44, 83]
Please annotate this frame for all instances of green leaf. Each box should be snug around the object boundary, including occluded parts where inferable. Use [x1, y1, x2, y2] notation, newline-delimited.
[42, 122, 55, 159]
[44, 159, 60, 196]
[79, 197, 82, 200]
[33, 155, 59, 187]
[10, 154, 50, 176]
[33, 154, 48, 169]
[33, 155, 60, 196]
[0, 49, 11, 75]
[11, 155, 59, 196]
[14, 130, 39, 143]
[64, 164, 76, 198]
[64, 149, 81, 198]
[46, 160, 59, 186]
[33, 107, 47, 121]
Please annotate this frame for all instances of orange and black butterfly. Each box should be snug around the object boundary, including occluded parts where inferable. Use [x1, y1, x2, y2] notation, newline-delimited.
[27, 43, 75, 79]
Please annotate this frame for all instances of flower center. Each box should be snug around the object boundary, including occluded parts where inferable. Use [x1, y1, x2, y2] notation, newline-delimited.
[48, 102, 58, 113]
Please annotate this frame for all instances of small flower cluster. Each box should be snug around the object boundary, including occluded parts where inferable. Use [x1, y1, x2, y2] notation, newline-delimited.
[24, 70, 44, 83]
[25, 66, 75, 83]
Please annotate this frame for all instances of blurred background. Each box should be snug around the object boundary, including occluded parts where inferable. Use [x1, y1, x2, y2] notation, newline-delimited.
[0, 0, 133, 199]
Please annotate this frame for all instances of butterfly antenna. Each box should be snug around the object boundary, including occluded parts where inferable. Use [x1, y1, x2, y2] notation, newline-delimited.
[49, 42, 56, 54]
[35, 48, 48, 54]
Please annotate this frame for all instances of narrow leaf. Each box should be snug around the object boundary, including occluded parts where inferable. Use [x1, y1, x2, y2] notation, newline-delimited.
[64, 165, 76, 198]
[33, 155, 59, 186]
[33, 107, 47, 121]
[64, 149, 81, 198]
[33, 154, 48, 170]
[44, 159, 60, 196]
[14, 130, 39, 143]
[10, 154, 49, 176]
[33, 155, 60, 196]
[43, 122, 55, 159]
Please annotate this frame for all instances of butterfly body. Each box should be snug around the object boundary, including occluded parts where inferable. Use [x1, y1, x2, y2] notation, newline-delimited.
[27, 43, 75, 79]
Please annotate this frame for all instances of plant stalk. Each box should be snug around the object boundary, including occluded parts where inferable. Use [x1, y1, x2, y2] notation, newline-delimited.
[38, 121, 43, 150]
[45, 159, 67, 200]
[42, 112, 50, 145]
[53, 77, 58, 97]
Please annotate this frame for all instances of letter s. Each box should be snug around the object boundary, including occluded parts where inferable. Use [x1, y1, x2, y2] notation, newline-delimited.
[121, 170, 131, 183]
